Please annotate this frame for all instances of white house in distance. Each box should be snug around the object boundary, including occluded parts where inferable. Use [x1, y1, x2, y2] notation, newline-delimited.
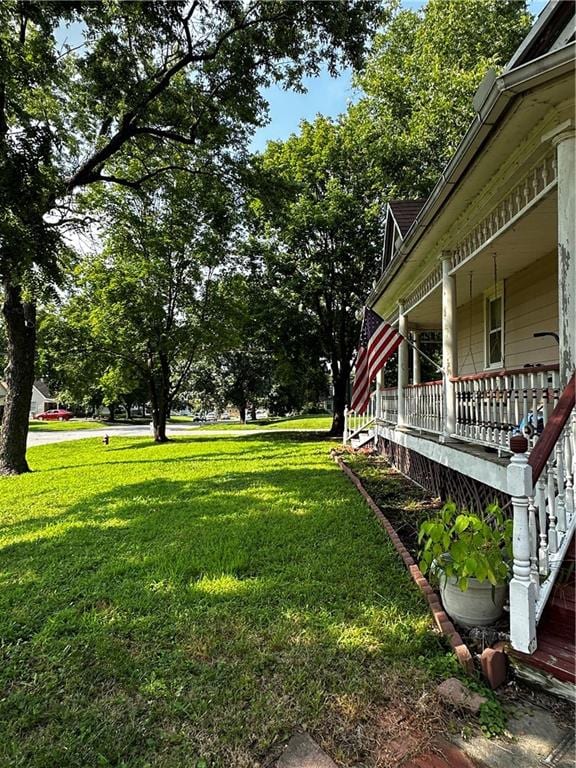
[0, 379, 57, 419]
[346, 2, 575, 696]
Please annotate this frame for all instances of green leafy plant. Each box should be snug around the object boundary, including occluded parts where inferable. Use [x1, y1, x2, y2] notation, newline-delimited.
[418, 501, 513, 591]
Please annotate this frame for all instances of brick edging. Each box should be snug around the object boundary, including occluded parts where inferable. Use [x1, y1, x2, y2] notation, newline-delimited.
[330, 449, 474, 674]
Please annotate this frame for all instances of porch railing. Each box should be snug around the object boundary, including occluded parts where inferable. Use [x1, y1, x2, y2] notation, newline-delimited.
[380, 386, 398, 424]
[343, 390, 378, 445]
[452, 365, 560, 452]
[404, 380, 443, 434]
[508, 372, 575, 654]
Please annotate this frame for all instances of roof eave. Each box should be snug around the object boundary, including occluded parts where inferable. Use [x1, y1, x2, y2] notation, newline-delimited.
[368, 42, 576, 310]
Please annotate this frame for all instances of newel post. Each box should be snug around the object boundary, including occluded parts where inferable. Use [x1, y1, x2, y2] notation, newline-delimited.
[508, 434, 537, 654]
[343, 405, 349, 445]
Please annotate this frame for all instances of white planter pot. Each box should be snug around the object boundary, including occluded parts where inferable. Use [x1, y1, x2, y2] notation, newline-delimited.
[440, 574, 507, 628]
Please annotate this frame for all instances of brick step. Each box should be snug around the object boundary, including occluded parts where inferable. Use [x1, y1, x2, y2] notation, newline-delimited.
[511, 633, 576, 685]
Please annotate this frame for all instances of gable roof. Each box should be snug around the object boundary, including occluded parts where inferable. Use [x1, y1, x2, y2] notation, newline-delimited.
[387, 200, 427, 238]
[33, 379, 52, 399]
[506, 0, 574, 71]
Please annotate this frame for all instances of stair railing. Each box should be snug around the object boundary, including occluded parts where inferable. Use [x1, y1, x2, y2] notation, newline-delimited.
[508, 371, 575, 653]
[343, 390, 379, 446]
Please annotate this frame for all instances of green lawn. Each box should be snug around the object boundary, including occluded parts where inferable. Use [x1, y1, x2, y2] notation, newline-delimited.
[28, 419, 103, 432]
[0, 433, 445, 767]
[196, 414, 333, 431]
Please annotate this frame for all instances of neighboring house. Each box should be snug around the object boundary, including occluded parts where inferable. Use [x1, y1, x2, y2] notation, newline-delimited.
[0, 380, 7, 421]
[346, 2, 575, 696]
[30, 380, 57, 417]
[0, 379, 58, 419]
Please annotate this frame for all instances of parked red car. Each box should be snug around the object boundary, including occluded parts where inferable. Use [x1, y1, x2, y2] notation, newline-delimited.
[35, 409, 73, 421]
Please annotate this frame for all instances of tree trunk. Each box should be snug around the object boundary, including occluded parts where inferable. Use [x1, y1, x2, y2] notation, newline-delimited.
[250, 403, 257, 421]
[108, 403, 116, 422]
[148, 367, 170, 443]
[239, 403, 246, 424]
[329, 370, 349, 437]
[0, 285, 36, 475]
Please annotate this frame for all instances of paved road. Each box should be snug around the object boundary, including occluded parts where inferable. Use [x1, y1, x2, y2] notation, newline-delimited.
[26, 422, 201, 447]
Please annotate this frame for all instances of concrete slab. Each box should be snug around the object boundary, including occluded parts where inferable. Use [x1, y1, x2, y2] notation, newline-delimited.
[276, 733, 337, 768]
[453, 704, 575, 768]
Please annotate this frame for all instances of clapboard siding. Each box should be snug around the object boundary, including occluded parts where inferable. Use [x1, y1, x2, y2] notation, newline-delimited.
[505, 253, 558, 369]
[457, 295, 485, 375]
[455, 253, 558, 374]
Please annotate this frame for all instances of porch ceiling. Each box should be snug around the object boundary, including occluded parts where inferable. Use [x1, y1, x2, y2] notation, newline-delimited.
[406, 190, 557, 329]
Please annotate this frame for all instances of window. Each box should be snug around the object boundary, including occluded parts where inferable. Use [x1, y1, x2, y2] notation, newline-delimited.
[485, 283, 504, 369]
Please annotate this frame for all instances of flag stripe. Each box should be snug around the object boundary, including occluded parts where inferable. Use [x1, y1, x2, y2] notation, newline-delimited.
[350, 308, 403, 415]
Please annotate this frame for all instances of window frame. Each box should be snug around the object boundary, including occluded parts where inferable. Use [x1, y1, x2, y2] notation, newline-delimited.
[484, 281, 504, 370]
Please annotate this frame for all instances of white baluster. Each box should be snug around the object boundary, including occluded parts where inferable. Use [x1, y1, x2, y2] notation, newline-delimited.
[528, 495, 540, 596]
[565, 422, 574, 521]
[536, 476, 549, 576]
[546, 461, 558, 554]
[343, 405, 348, 445]
[555, 438, 567, 536]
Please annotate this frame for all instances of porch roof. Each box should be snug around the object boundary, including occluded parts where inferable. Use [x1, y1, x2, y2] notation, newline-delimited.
[368, 15, 575, 313]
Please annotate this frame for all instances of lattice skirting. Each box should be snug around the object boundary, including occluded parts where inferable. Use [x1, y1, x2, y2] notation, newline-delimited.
[376, 435, 509, 513]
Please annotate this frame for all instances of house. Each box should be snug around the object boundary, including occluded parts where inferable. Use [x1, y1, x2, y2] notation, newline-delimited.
[346, 2, 575, 697]
[0, 380, 7, 420]
[0, 379, 57, 419]
[30, 380, 57, 417]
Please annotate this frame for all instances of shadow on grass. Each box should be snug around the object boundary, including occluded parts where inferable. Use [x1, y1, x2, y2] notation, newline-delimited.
[0, 449, 442, 768]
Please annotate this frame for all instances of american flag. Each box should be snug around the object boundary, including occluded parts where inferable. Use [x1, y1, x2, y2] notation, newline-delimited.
[350, 308, 403, 414]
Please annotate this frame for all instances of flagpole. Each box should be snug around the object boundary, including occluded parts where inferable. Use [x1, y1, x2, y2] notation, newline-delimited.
[399, 332, 445, 375]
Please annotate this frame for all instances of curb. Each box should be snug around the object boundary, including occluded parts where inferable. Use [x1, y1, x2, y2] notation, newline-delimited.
[330, 449, 474, 675]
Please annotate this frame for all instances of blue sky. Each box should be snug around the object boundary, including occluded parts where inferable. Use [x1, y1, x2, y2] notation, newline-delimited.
[250, 0, 549, 152]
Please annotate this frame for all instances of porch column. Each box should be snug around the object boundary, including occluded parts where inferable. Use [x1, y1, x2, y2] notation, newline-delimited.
[412, 331, 421, 385]
[397, 303, 409, 429]
[553, 125, 576, 387]
[376, 369, 385, 419]
[441, 252, 457, 438]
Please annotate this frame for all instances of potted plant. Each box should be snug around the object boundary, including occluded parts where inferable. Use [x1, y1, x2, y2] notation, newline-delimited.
[418, 500, 513, 628]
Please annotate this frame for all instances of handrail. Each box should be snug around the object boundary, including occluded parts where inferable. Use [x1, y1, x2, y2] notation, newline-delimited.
[451, 363, 559, 383]
[528, 371, 575, 485]
[405, 380, 443, 388]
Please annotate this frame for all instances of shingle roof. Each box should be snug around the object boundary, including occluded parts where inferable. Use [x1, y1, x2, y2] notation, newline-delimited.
[33, 379, 52, 398]
[388, 199, 427, 237]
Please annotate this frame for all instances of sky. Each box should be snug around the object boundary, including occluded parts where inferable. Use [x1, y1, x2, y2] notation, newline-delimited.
[249, 0, 549, 152]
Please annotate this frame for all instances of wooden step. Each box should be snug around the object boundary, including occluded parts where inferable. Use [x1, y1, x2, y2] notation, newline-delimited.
[511, 633, 576, 685]
[539, 583, 575, 642]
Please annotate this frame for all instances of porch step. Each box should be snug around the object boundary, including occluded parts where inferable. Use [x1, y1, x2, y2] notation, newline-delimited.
[350, 430, 374, 450]
[539, 583, 575, 642]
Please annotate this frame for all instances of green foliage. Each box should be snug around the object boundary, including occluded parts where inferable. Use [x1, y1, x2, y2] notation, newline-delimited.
[351, 0, 532, 196]
[418, 501, 513, 590]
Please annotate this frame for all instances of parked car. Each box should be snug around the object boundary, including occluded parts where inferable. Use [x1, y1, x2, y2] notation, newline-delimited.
[220, 411, 230, 420]
[205, 411, 218, 421]
[34, 408, 73, 421]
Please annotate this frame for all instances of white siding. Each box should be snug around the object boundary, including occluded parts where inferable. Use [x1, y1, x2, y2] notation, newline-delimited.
[456, 252, 558, 375]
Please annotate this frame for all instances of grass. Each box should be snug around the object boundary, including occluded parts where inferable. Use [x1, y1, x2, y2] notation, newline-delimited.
[0, 433, 447, 767]
[28, 420, 104, 432]
[196, 414, 333, 431]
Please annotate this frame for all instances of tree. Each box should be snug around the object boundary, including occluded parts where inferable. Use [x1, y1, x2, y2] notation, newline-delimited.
[349, 0, 532, 196]
[0, 0, 383, 473]
[252, 115, 384, 435]
[249, 1, 532, 436]
[74, 171, 233, 441]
